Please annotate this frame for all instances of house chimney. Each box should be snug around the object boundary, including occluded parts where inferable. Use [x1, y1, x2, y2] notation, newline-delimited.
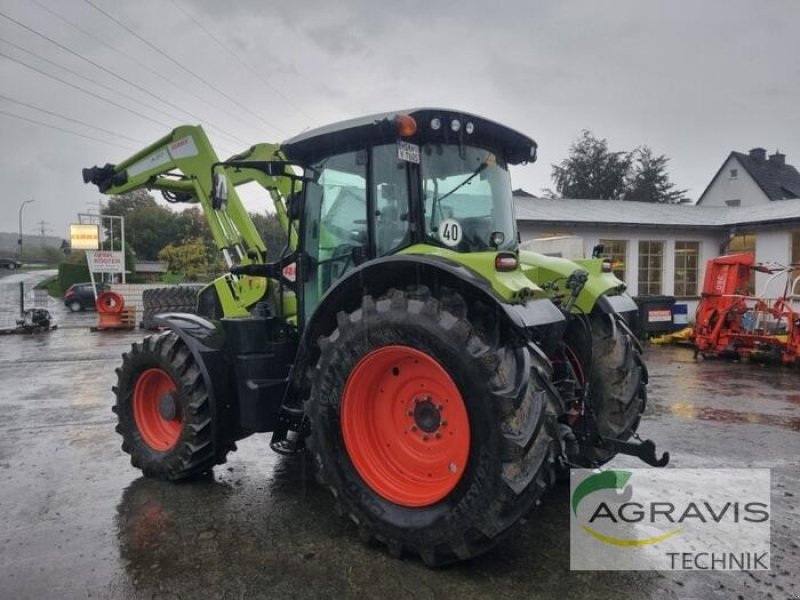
[769, 151, 786, 168]
[749, 147, 767, 162]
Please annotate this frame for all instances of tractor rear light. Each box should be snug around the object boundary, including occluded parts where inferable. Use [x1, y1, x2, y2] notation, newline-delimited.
[602, 260, 613, 273]
[395, 114, 417, 137]
[495, 253, 518, 272]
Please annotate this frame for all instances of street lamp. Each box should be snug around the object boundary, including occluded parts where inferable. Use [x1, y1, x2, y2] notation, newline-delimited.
[18, 199, 35, 266]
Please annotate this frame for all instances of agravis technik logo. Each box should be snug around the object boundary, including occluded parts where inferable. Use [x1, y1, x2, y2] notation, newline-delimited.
[570, 469, 771, 570]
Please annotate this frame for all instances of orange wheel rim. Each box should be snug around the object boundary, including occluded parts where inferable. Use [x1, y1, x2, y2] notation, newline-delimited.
[341, 345, 470, 507]
[133, 368, 182, 451]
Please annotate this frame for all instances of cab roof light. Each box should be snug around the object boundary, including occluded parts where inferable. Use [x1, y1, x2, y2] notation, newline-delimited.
[395, 114, 417, 137]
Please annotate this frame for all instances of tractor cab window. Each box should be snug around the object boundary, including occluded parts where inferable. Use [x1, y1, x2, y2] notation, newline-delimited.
[302, 151, 367, 319]
[372, 144, 411, 256]
[422, 145, 516, 252]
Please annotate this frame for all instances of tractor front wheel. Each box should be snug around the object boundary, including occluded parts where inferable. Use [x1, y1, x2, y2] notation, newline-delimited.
[113, 331, 227, 479]
[307, 289, 556, 566]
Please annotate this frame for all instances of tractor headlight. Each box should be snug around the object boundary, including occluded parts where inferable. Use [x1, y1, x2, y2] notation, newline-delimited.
[465, 121, 474, 135]
[430, 117, 441, 131]
[450, 119, 461, 132]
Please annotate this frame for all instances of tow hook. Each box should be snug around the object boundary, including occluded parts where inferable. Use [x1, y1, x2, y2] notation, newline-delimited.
[596, 436, 670, 467]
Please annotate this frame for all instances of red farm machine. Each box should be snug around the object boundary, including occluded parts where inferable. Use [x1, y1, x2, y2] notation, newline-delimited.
[694, 253, 800, 363]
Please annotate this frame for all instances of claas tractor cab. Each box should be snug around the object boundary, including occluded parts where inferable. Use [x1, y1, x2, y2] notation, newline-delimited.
[83, 108, 667, 566]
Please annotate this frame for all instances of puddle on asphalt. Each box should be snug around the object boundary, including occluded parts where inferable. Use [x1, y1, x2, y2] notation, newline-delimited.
[669, 402, 800, 432]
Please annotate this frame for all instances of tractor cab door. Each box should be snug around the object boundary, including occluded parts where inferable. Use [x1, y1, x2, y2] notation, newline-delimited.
[300, 145, 412, 322]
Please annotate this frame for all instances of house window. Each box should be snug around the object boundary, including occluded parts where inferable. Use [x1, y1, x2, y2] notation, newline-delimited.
[729, 168, 738, 179]
[728, 232, 757, 293]
[792, 232, 800, 265]
[599, 239, 627, 280]
[728, 233, 756, 256]
[638, 240, 664, 296]
[674, 241, 700, 297]
[726, 199, 741, 207]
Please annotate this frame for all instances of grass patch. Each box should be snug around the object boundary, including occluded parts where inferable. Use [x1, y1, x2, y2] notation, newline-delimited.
[35, 275, 64, 298]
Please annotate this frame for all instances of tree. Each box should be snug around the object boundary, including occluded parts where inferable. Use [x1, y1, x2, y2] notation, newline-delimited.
[102, 191, 183, 260]
[158, 237, 221, 281]
[624, 147, 688, 204]
[552, 131, 631, 200]
[551, 132, 687, 203]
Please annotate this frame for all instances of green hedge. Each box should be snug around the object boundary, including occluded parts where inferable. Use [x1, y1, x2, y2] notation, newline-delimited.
[58, 261, 91, 293]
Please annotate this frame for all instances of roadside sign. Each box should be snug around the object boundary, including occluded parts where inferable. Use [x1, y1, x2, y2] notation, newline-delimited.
[87, 250, 124, 273]
[70, 224, 100, 250]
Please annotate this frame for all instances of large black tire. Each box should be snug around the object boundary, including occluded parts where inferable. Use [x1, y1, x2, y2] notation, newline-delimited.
[306, 288, 556, 566]
[112, 331, 230, 480]
[580, 313, 646, 465]
[141, 286, 202, 330]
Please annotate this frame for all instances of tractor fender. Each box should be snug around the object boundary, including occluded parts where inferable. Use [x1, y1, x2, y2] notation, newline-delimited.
[596, 292, 638, 315]
[152, 313, 239, 444]
[291, 255, 566, 392]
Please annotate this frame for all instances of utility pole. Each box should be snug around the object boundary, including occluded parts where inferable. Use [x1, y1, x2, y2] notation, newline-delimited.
[18, 199, 35, 266]
[32, 220, 53, 247]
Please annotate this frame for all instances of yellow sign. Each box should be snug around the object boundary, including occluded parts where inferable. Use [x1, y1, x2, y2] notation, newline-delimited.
[70, 224, 100, 250]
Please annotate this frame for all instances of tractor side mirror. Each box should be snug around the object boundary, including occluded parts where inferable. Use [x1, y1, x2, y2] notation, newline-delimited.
[212, 172, 228, 210]
[287, 192, 304, 220]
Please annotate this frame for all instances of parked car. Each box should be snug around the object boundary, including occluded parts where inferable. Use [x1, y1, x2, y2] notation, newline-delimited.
[64, 282, 110, 312]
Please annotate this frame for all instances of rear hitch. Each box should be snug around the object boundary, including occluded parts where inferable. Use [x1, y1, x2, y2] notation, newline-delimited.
[596, 436, 670, 467]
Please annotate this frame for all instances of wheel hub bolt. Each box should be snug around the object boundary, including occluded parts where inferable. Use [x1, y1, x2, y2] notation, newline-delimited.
[422, 434, 429, 441]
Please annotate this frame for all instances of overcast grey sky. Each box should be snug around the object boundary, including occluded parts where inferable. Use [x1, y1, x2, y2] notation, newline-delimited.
[1, 0, 798, 238]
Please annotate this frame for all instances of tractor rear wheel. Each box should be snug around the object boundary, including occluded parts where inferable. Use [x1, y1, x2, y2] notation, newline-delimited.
[307, 288, 556, 566]
[113, 331, 227, 479]
[579, 313, 646, 465]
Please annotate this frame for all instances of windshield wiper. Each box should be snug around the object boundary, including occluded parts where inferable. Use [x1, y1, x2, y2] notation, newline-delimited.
[430, 162, 488, 231]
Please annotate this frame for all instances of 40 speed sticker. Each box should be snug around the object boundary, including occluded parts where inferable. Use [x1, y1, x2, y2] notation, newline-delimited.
[438, 219, 462, 247]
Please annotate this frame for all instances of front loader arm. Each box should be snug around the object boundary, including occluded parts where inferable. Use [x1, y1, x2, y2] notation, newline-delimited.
[82, 125, 286, 267]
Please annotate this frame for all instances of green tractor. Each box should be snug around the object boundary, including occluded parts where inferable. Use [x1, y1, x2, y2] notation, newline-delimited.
[83, 108, 667, 565]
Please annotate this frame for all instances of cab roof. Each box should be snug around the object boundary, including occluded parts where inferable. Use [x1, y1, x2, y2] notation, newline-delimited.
[280, 108, 537, 166]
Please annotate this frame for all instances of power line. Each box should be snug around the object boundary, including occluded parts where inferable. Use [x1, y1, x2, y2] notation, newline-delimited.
[0, 49, 238, 157]
[0, 92, 147, 144]
[26, 0, 264, 145]
[0, 9, 251, 149]
[0, 49, 173, 129]
[0, 37, 244, 152]
[169, 0, 317, 126]
[82, 0, 287, 137]
[0, 108, 140, 151]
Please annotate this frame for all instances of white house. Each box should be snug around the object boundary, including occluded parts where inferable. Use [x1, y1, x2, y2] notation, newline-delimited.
[697, 148, 800, 207]
[514, 149, 800, 319]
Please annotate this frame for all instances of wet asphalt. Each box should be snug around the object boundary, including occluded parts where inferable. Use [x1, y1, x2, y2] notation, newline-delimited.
[0, 270, 798, 599]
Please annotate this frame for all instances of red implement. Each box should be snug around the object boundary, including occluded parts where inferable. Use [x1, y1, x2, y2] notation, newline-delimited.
[694, 254, 800, 364]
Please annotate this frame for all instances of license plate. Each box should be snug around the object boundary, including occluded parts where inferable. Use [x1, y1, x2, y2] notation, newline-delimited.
[397, 141, 420, 164]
